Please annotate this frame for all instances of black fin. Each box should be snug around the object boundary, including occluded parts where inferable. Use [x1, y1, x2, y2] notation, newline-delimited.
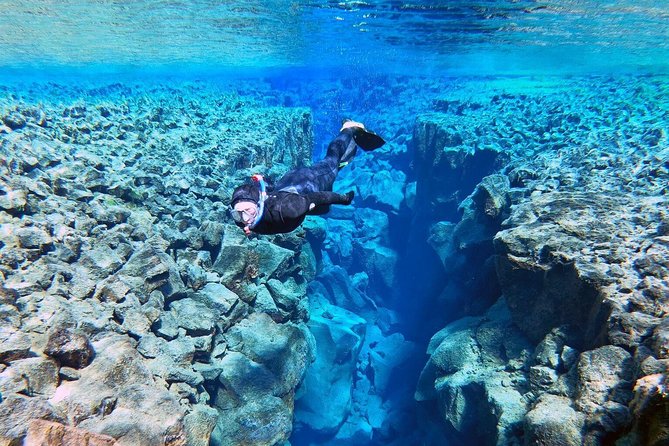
[354, 128, 386, 151]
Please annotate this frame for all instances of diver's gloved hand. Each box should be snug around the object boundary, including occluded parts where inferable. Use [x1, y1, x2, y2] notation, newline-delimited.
[342, 191, 355, 205]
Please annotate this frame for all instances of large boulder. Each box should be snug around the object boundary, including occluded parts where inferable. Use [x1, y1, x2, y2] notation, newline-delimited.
[294, 303, 367, 436]
[416, 299, 533, 445]
[24, 419, 118, 446]
[49, 335, 189, 446]
[524, 394, 585, 446]
[212, 313, 314, 446]
[576, 345, 634, 443]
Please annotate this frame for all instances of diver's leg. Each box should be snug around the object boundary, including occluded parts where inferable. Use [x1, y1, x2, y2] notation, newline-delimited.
[274, 159, 339, 194]
[306, 191, 354, 208]
[325, 128, 358, 166]
[275, 125, 368, 195]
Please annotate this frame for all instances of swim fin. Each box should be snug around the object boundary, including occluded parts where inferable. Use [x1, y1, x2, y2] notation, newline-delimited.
[354, 127, 386, 151]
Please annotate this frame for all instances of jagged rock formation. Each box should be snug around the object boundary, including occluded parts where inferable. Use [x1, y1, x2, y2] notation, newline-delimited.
[413, 76, 669, 445]
[0, 83, 315, 446]
[1, 74, 667, 446]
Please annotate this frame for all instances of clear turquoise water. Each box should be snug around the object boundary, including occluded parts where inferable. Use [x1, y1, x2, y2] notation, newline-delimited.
[1, 0, 668, 79]
[1, 3, 668, 446]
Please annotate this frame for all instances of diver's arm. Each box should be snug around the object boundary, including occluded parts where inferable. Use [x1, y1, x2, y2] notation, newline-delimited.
[305, 191, 353, 207]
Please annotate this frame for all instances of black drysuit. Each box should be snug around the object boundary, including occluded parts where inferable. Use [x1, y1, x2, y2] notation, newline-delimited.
[237, 128, 358, 235]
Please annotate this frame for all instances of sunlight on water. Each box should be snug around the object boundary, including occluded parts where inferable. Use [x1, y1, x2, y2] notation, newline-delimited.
[0, 0, 667, 76]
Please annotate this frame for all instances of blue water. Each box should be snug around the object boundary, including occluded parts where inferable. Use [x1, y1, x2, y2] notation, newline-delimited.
[1, 2, 668, 446]
[1, 0, 668, 78]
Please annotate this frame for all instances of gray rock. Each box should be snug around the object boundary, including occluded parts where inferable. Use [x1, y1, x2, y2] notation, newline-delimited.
[468, 174, 511, 222]
[294, 306, 366, 435]
[255, 240, 295, 280]
[200, 221, 225, 249]
[576, 345, 634, 440]
[266, 277, 304, 311]
[529, 365, 559, 392]
[0, 188, 28, 211]
[193, 361, 223, 382]
[184, 404, 218, 446]
[114, 243, 185, 299]
[24, 419, 118, 446]
[0, 357, 59, 397]
[78, 246, 124, 280]
[576, 345, 634, 415]
[253, 284, 283, 321]
[314, 265, 374, 315]
[154, 310, 180, 340]
[0, 394, 66, 441]
[16, 226, 52, 250]
[302, 216, 327, 243]
[524, 394, 585, 446]
[352, 207, 390, 243]
[212, 225, 250, 284]
[225, 312, 313, 397]
[170, 298, 216, 336]
[50, 335, 187, 444]
[0, 331, 32, 363]
[216, 351, 276, 403]
[169, 381, 198, 403]
[44, 327, 95, 369]
[77, 383, 186, 446]
[362, 325, 415, 394]
[211, 397, 293, 446]
[352, 240, 397, 292]
[59, 366, 81, 381]
[416, 299, 532, 444]
[193, 282, 240, 316]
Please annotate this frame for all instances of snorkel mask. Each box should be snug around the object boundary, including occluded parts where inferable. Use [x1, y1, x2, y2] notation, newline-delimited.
[230, 174, 267, 232]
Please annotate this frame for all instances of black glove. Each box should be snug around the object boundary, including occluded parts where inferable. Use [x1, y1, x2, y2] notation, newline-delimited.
[342, 191, 355, 205]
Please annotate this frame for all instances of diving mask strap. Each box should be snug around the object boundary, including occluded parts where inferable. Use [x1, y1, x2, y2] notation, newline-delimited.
[250, 174, 267, 229]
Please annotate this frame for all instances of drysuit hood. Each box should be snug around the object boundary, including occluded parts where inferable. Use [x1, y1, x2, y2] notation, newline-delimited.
[230, 184, 260, 207]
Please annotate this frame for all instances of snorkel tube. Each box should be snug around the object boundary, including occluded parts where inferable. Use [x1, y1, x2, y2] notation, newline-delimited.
[249, 174, 267, 229]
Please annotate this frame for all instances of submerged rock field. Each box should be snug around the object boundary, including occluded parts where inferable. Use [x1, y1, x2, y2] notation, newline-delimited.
[0, 74, 667, 446]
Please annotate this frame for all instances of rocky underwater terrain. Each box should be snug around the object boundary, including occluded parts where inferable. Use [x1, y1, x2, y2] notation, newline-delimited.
[0, 74, 667, 446]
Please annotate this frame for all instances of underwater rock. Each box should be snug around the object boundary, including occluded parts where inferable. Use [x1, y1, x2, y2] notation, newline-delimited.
[212, 314, 313, 446]
[50, 335, 188, 445]
[412, 113, 509, 221]
[575, 346, 634, 438]
[494, 192, 619, 345]
[255, 239, 295, 280]
[224, 312, 313, 396]
[352, 240, 397, 295]
[416, 299, 533, 445]
[524, 394, 585, 446]
[183, 404, 219, 446]
[622, 373, 669, 446]
[0, 188, 28, 212]
[0, 84, 324, 446]
[359, 324, 415, 396]
[211, 397, 293, 446]
[169, 298, 217, 336]
[342, 167, 406, 212]
[16, 225, 53, 250]
[294, 303, 366, 436]
[0, 357, 60, 397]
[0, 331, 33, 363]
[44, 326, 95, 369]
[212, 225, 250, 284]
[313, 265, 375, 316]
[0, 394, 66, 441]
[267, 277, 307, 317]
[24, 419, 118, 446]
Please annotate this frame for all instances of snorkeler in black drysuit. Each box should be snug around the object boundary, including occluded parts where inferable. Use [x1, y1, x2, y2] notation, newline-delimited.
[230, 120, 385, 235]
